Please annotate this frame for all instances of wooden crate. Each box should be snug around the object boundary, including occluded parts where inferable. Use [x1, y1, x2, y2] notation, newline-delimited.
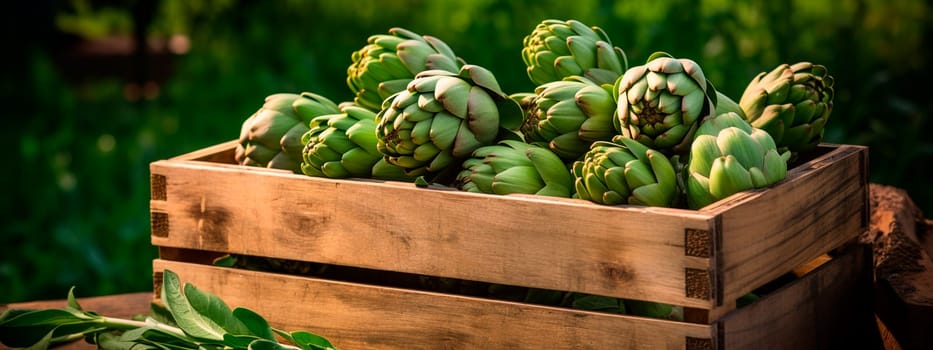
[150, 141, 873, 349]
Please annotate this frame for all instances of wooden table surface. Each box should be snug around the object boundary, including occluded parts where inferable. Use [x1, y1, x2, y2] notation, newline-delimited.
[0, 292, 153, 350]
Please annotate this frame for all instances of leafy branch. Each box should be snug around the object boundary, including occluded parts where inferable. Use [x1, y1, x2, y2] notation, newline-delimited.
[0, 269, 337, 350]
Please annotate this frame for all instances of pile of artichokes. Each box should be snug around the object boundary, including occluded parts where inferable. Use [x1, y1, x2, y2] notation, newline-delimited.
[235, 20, 834, 208]
[232, 19, 835, 318]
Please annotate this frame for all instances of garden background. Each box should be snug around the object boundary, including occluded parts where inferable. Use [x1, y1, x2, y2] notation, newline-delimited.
[2, 0, 930, 303]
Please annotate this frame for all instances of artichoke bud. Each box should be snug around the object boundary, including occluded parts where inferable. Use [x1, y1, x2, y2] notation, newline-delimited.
[739, 62, 834, 154]
[301, 102, 409, 180]
[522, 76, 617, 161]
[686, 126, 788, 209]
[695, 112, 753, 138]
[572, 138, 677, 207]
[455, 140, 573, 198]
[522, 19, 629, 86]
[376, 65, 523, 178]
[236, 93, 341, 173]
[616, 52, 716, 156]
[716, 128, 764, 169]
[709, 155, 753, 199]
[348, 27, 465, 112]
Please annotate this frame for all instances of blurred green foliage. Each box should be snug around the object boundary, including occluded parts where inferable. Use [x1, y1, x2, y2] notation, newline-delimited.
[1, 0, 930, 303]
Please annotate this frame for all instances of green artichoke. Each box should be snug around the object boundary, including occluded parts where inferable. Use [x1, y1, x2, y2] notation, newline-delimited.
[686, 121, 790, 209]
[615, 52, 716, 155]
[300, 102, 412, 181]
[347, 27, 464, 112]
[455, 140, 574, 197]
[522, 19, 628, 86]
[236, 92, 341, 172]
[738, 62, 834, 154]
[375, 64, 524, 177]
[370, 158, 418, 182]
[572, 137, 678, 207]
[695, 111, 752, 138]
[521, 76, 617, 161]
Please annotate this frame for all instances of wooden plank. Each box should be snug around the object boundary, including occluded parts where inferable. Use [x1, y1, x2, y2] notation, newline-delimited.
[150, 159, 717, 309]
[711, 145, 867, 309]
[718, 243, 879, 349]
[152, 259, 712, 350]
[150, 142, 865, 315]
[876, 315, 905, 350]
[170, 139, 239, 163]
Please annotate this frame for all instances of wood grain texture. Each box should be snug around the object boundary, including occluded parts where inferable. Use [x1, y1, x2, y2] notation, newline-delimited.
[153, 259, 712, 350]
[150, 143, 866, 315]
[152, 244, 875, 350]
[707, 145, 868, 314]
[867, 183, 933, 350]
[150, 157, 716, 309]
[170, 140, 239, 163]
[718, 243, 880, 350]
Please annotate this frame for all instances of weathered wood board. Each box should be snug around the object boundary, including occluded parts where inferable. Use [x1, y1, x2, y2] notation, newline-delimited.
[152, 244, 876, 350]
[151, 142, 868, 320]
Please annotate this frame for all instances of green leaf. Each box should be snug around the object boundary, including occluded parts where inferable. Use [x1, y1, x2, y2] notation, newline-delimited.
[66, 287, 83, 311]
[119, 326, 199, 350]
[48, 323, 108, 345]
[248, 338, 291, 350]
[149, 302, 179, 328]
[160, 269, 228, 341]
[115, 326, 148, 342]
[184, 283, 251, 336]
[0, 309, 91, 347]
[224, 333, 263, 348]
[272, 328, 294, 344]
[233, 308, 275, 340]
[95, 331, 161, 350]
[212, 255, 238, 267]
[0, 309, 32, 323]
[22, 328, 53, 350]
[291, 331, 336, 350]
[0, 309, 89, 327]
[1, 318, 103, 349]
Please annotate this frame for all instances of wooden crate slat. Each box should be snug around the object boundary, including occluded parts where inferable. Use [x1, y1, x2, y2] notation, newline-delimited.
[718, 244, 877, 349]
[152, 243, 876, 349]
[713, 145, 867, 306]
[153, 259, 713, 350]
[150, 158, 717, 308]
[150, 142, 869, 317]
[170, 140, 240, 162]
